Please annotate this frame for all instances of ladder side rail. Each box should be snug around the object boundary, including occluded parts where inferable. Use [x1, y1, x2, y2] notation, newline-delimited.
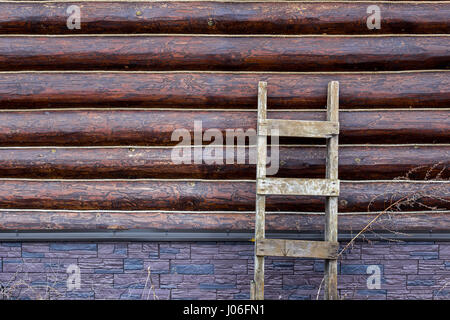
[324, 81, 340, 300]
[252, 81, 268, 300]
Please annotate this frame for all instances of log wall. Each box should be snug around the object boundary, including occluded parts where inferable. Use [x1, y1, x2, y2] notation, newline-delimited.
[0, 1, 448, 234]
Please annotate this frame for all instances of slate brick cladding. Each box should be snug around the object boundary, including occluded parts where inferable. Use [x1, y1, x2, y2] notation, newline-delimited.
[0, 241, 449, 300]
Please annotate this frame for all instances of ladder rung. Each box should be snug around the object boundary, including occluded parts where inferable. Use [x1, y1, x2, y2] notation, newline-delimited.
[257, 178, 339, 196]
[259, 119, 339, 138]
[256, 239, 339, 259]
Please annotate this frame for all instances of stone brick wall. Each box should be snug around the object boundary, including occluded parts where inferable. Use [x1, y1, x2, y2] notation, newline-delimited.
[0, 240, 449, 300]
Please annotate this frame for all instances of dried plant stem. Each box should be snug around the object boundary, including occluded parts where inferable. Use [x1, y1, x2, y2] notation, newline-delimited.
[142, 266, 158, 300]
[338, 193, 417, 257]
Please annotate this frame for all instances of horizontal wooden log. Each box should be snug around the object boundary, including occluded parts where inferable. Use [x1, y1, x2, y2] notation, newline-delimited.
[256, 239, 339, 259]
[0, 180, 447, 212]
[1, 2, 449, 34]
[0, 210, 448, 233]
[0, 109, 447, 146]
[0, 36, 448, 71]
[0, 72, 448, 109]
[0, 145, 447, 180]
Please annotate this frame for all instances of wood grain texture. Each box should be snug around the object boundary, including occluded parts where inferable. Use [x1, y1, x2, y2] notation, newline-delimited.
[1, 72, 448, 109]
[253, 80, 267, 300]
[0, 210, 448, 233]
[259, 119, 339, 138]
[0, 180, 447, 212]
[257, 178, 340, 196]
[0, 145, 445, 181]
[1, 2, 449, 34]
[324, 80, 339, 300]
[256, 239, 339, 259]
[0, 109, 448, 146]
[0, 36, 448, 71]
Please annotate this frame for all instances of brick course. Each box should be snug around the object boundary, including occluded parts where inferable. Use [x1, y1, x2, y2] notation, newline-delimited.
[0, 241, 448, 300]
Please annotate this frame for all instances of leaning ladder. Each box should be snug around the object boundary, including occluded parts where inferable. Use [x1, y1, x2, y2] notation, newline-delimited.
[250, 81, 340, 300]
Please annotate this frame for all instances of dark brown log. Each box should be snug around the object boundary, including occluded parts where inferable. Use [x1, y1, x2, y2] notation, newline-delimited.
[0, 109, 447, 146]
[0, 145, 447, 180]
[0, 36, 448, 71]
[0, 72, 448, 109]
[0, 210, 449, 232]
[0, 180, 447, 212]
[1, 2, 449, 34]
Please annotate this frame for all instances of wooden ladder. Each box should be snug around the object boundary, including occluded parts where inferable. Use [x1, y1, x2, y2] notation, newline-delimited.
[250, 81, 340, 300]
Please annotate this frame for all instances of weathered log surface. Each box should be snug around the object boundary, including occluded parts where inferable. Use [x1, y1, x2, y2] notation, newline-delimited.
[1, 2, 449, 34]
[0, 145, 446, 180]
[0, 36, 448, 71]
[0, 109, 447, 146]
[0, 72, 448, 109]
[0, 180, 447, 212]
[0, 210, 448, 233]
